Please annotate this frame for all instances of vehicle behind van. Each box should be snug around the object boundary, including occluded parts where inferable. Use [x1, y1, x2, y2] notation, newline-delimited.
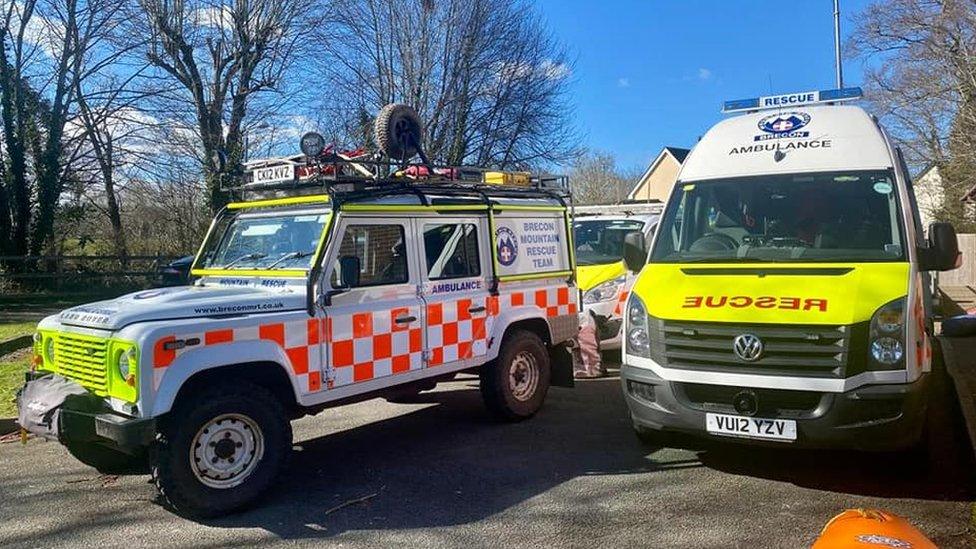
[620, 88, 959, 450]
[574, 203, 660, 349]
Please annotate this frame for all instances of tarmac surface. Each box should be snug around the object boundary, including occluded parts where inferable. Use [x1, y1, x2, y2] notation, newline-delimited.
[0, 369, 973, 548]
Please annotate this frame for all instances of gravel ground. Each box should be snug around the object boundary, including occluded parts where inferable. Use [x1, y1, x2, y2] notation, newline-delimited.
[0, 370, 973, 548]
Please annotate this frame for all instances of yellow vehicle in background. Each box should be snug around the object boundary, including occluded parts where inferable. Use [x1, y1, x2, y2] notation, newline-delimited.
[574, 203, 660, 349]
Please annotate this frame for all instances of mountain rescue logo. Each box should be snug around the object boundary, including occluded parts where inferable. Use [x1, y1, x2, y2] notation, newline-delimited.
[755, 112, 811, 141]
[495, 227, 518, 267]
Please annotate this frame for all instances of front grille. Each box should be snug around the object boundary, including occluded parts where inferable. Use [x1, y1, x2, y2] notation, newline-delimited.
[677, 382, 824, 417]
[651, 318, 866, 378]
[52, 333, 109, 395]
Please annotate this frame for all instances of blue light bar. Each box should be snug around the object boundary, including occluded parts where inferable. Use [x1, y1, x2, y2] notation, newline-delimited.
[722, 87, 863, 113]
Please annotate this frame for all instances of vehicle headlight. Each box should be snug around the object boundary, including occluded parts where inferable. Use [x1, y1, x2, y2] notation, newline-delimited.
[871, 337, 903, 365]
[626, 294, 650, 358]
[44, 337, 55, 364]
[583, 276, 626, 305]
[869, 298, 905, 368]
[117, 348, 136, 380]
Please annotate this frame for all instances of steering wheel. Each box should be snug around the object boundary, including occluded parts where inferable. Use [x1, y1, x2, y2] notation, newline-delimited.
[689, 233, 739, 252]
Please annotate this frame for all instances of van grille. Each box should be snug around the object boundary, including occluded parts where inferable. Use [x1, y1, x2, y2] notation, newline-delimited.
[676, 382, 824, 417]
[650, 318, 865, 378]
[52, 333, 109, 395]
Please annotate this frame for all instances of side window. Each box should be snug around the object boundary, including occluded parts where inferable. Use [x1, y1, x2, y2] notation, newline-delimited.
[332, 224, 408, 287]
[896, 148, 926, 246]
[423, 223, 480, 280]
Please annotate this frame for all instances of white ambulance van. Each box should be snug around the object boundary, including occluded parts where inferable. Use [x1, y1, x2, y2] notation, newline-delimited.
[620, 88, 960, 450]
[17, 106, 578, 517]
[573, 203, 661, 348]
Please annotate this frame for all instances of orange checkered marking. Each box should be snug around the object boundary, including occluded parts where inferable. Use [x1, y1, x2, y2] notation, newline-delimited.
[328, 306, 424, 387]
[613, 290, 630, 316]
[500, 285, 577, 318]
[427, 297, 489, 366]
[153, 317, 324, 395]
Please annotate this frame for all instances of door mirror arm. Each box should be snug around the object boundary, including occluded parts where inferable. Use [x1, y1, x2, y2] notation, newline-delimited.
[318, 288, 349, 308]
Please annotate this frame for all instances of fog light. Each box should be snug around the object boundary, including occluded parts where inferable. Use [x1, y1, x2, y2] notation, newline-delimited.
[628, 380, 656, 402]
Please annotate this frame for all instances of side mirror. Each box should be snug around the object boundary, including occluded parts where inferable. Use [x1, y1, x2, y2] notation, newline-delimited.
[337, 255, 361, 288]
[623, 230, 647, 273]
[920, 222, 960, 272]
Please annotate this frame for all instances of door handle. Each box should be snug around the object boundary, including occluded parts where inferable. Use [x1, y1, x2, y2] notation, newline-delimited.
[395, 315, 417, 324]
[468, 306, 487, 314]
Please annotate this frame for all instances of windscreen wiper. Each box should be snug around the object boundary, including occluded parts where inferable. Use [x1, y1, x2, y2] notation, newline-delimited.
[267, 250, 314, 269]
[221, 252, 267, 269]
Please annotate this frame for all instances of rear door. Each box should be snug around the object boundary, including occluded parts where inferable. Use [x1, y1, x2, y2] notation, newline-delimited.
[322, 218, 425, 389]
[417, 217, 492, 368]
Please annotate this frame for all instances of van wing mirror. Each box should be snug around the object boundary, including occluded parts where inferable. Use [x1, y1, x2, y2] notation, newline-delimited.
[920, 222, 960, 272]
[338, 255, 361, 288]
[623, 230, 647, 273]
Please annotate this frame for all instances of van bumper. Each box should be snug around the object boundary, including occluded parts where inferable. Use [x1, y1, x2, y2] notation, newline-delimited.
[620, 364, 928, 451]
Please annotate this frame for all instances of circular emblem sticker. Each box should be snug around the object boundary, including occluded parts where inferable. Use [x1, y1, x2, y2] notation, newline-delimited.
[758, 112, 811, 134]
[495, 227, 519, 267]
[873, 181, 893, 194]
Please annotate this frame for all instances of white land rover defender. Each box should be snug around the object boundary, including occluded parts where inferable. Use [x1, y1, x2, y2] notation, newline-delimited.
[17, 105, 579, 517]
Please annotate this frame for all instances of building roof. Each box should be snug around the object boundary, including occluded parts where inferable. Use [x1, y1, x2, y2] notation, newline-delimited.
[627, 146, 690, 200]
[664, 147, 690, 164]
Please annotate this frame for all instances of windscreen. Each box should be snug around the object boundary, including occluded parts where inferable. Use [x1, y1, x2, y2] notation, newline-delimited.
[198, 208, 330, 271]
[574, 219, 645, 266]
[650, 171, 905, 264]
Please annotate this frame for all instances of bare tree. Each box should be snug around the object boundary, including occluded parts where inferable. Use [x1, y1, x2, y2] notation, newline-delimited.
[0, 0, 127, 259]
[129, 0, 319, 213]
[570, 150, 636, 206]
[850, 0, 976, 229]
[317, 0, 579, 168]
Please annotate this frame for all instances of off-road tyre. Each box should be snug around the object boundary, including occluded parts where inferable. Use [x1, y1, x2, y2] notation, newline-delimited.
[151, 381, 292, 518]
[374, 103, 422, 160]
[480, 330, 551, 421]
[65, 441, 148, 475]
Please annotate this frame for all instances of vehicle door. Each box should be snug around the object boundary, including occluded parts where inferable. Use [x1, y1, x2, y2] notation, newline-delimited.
[321, 217, 424, 389]
[416, 217, 492, 368]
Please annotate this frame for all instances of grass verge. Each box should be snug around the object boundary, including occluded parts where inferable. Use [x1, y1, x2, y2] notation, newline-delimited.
[0, 349, 29, 418]
[0, 321, 35, 342]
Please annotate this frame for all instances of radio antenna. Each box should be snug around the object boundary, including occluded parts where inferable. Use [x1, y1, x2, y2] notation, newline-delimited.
[833, 0, 844, 88]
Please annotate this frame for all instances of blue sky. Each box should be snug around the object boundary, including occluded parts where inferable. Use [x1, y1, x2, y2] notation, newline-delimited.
[537, 0, 875, 171]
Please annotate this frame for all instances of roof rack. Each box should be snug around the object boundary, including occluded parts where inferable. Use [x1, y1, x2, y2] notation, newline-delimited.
[224, 154, 570, 208]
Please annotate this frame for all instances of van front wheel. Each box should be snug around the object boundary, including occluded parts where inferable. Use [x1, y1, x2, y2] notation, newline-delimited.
[151, 381, 292, 518]
[480, 330, 551, 421]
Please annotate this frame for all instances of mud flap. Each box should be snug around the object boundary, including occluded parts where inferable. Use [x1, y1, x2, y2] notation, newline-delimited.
[17, 374, 96, 441]
[550, 343, 575, 388]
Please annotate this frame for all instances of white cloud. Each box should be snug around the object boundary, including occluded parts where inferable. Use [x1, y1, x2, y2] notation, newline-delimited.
[617, 77, 630, 88]
[193, 6, 235, 30]
[539, 60, 571, 80]
[496, 59, 571, 83]
[698, 68, 712, 81]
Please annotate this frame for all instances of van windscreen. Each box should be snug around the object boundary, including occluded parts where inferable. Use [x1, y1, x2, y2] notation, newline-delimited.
[650, 170, 905, 264]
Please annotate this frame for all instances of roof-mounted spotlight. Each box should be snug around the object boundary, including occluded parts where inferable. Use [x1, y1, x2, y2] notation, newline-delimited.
[300, 131, 326, 158]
